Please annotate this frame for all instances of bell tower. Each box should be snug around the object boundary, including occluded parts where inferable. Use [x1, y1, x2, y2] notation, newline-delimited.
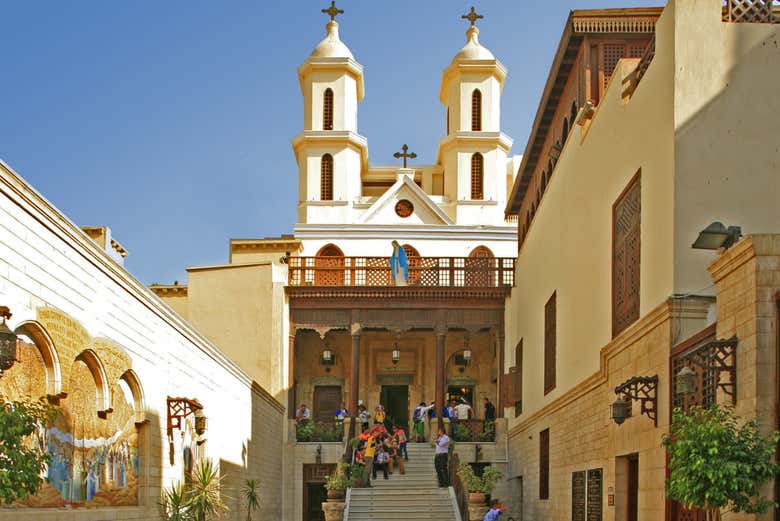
[437, 8, 513, 225]
[292, 2, 367, 224]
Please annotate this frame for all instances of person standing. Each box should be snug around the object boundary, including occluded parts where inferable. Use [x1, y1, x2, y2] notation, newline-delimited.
[412, 402, 426, 442]
[483, 397, 496, 421]
[295, 403, 311, 424]
[454, 400, 473, 421]
[373, 405, 386, 427]
[434, 427, 450, 487]
[393, 425, 408, 460]
[362, 433, 376, 487]
[358, 404, 371, 432]
[335, 402, 349, 425]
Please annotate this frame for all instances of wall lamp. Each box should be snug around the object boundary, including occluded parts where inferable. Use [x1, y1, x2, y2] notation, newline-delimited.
[611, 375, 658, 426]
[674, 336, 737, 404]
[0, 306, 18, 375]
[692, 222, 742, 250]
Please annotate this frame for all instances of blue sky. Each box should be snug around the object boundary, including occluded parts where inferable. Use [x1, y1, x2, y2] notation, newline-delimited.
[1, 0, 661, 285]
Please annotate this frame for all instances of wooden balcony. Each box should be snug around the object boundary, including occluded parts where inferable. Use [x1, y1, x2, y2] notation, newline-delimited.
[287, 256, 515, 288]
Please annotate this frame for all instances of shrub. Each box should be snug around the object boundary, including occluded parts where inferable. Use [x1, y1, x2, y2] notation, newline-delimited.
[457, 463, 503, 494]
[324, 463, 353, 491]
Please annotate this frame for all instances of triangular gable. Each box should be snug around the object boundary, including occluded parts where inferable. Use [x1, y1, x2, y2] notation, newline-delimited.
[357, 176, 454, 225]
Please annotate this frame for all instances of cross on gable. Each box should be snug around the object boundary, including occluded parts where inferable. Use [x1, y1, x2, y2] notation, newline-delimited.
[321, 1, 344, 22]
[462, 6, 484, 27]
[393, 144, 417, 168]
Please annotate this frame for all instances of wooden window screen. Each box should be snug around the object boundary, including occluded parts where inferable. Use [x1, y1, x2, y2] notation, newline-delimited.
[471, 89, 482, 131]
[544, 292, 557, 395]
[602, 43, 627, 90]
[471, 153, 484, 200]
[612, 173, 641, 337]
[323, 88, 334, 130]
[515, 340, 523, 416]
[539, 428, 550, 500]
[320, 154, 333, 201]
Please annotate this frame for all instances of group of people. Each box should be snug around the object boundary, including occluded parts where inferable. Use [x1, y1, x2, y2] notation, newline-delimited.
[352, 423, 408, 486]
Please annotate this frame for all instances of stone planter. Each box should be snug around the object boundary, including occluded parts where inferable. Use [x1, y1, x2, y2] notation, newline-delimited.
[322, 500, 346, 521]
[468, 504, 489, 520]
[326, 489, 345, 502]
[468, 492, 487, 505]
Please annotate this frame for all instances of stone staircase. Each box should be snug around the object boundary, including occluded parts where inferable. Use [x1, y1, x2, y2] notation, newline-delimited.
[345, 443, 460, 521]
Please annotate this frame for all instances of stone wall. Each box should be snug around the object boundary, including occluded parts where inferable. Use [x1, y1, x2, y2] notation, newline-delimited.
[0, 160, 285, 520]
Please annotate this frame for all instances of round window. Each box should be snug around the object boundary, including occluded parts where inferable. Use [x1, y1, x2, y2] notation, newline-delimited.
[395, 199, 414, 218]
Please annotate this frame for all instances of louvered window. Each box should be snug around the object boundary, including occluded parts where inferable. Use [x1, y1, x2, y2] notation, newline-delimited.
[612, 174, 641, 336]
[544, 292, 556, 395]
[471, 89, 482, 131]
[323, 88, 334, 130]
[320, 154, 333, 201]
[471, 153, 484, 200]
[540, 428, 550, 500]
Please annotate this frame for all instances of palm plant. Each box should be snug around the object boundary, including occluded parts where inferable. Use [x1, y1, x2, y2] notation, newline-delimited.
[241, 479, 260, 521]
[188, 459, 228, 521]
[158, 481, 190, 521]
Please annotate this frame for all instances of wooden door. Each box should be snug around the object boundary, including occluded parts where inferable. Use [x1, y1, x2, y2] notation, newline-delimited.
[313, 386, 341, 423]
[627, 456, 638, 521]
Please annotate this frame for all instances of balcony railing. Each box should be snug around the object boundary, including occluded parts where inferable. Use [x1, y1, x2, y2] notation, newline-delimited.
[451, 420, 496, 442]
[295, 420, 344, 442]
[288, 256, 515, 287]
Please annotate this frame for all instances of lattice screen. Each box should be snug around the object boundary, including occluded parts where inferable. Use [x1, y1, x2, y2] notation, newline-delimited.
[471, 153, 484, 200]
[323, 88, 334, 130]
[723, 0, 776, 22]
[471, 89, 482, 131]
[612, 175, 641, 336]
[320, 154, 333, 201]
[602, 44, 627, 89]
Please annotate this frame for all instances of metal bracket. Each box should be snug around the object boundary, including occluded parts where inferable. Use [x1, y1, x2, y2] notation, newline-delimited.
[680, 336, 737, 403]
[615, 375, 658, 426]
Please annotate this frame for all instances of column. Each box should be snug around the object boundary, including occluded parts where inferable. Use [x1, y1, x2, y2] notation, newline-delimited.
[497, 328, 505, 417]
[435, 325, 447, 433]
[288, 331, 296, 420]
[349, 324, 361, 439]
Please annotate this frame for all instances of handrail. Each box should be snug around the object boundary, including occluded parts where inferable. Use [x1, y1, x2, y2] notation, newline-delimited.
[288, 256, 515, 288]
[450, 453, 469, 521]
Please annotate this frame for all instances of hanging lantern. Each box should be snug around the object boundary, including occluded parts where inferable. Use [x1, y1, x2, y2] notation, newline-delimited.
[392, 347, 400, 365]
[611, 396, 631, 425]
[0, 307, 17, 374]
[675, 366, 697, 396]
[463, 349, 472, 363]
[322, 348, 333, 363]
[194, 408, 208, 436]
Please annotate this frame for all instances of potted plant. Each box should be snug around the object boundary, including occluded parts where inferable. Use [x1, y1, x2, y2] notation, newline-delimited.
[457, 463, 503, 506]
[324, 463, 352, 502]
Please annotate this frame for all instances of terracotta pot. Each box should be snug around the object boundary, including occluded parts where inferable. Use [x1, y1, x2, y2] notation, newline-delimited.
[468, 492, 487, 505]
[322, 501, 346, 521]
[326, 489, 345, 502]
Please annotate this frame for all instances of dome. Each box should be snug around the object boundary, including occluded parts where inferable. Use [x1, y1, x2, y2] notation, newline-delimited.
[452, 26, 495, 62]
[310, 21, 354, 59]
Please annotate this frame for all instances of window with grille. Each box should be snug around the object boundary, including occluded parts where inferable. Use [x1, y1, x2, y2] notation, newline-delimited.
[323, 88, 334, 130]
[602, 43, 627, 89]
[544, 292, 556, 394]
[320, 154, 334, 201]
[471, 89, 482, 131]
[540, 428, 550, 500]
[612, 173, 641, 337]
[471, 153, 484, 200]
[515, 340, 523, 417]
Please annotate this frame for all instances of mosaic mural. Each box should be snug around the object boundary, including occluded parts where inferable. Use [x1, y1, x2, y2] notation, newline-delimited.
[0, 310, 143, 509]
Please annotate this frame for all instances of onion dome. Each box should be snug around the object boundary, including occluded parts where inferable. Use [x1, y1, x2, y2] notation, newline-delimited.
[310, 21, 354, 60]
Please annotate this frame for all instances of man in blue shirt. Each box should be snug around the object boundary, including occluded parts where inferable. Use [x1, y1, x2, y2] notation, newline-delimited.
[434, 427, 449, 487]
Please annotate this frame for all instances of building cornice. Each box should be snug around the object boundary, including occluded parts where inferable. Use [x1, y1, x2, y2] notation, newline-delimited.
[0, 159, 284, 414]
[439, 60, 508, 104]
[293, 223, 517, 241]
[297, 56, 365, 101]
[436, 132, 513, 164]
[707, 236, 760, 284]
[291, 130, 369, 171]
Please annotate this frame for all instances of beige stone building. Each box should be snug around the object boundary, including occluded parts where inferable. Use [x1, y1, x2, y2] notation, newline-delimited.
[501, 1, 780, 520]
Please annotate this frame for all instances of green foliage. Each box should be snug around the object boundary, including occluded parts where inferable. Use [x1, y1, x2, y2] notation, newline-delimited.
[158, 459, 228, 521]
[478, 421, 496, 442]
[296, 421, 343, 442]
[663, 405, 779, 517]
[457, 463, 504, 494]
[0, 398, 60, 505]
[241, 479, 260, 521]
[452, 423, 471, 442]
[324, 463, 353, 491]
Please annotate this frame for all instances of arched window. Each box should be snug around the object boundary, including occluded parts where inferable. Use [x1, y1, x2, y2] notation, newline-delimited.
[75, 349, 112, 415]
[571, 101, 578, 125]
[315, 243, 344, 285]
[320, 154, 333, 201]
[541, 171, 547, 192]
[562, 117, 569, 141]
[323, 88, 334, 130]
[471, 153, 484, 200]
[471, 89, 482, 131]
[466, 246, 495, 286]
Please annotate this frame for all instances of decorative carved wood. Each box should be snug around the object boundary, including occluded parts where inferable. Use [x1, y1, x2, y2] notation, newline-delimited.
[723, 0, 776, 22]
[612, 173, 641, 337]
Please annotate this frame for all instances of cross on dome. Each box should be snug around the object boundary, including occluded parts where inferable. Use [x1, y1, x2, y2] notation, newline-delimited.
[321, 1, 344, 22]
[461, 6, 484, 27]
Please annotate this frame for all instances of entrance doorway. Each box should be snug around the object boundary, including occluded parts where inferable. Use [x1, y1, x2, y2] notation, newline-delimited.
[447, 385, 475, 407]
[303, 464, 334, 521]
[313, 385, 341, 423]
[627, 455, 638, 521]
[616, 454, 639, 521]
[380, 385, 409, 431]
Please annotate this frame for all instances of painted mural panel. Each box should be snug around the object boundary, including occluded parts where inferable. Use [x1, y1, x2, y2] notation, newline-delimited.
[0, 336, 140, 508]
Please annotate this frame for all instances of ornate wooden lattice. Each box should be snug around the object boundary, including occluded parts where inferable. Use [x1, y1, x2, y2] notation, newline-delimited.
[471, 89, 482, 131]
[471, 153, 484, 200]
[288, 255, 515, 287]
[402, 244, 421, 285]
[612, 175, 641, 337]
[723, 0, 776, 23]
[671, 336, 737, 411]
[539, 428, 550, 500]
[602, 43, 627, 89]
[320, 154, 333, 201]
[323, 88, 334, 130]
